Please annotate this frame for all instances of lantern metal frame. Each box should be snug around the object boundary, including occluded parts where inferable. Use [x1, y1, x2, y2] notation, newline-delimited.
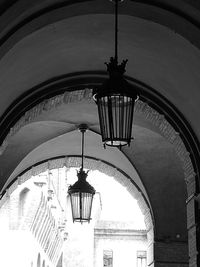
[68, 124, 96, 223]
[93, 0, 139, 148]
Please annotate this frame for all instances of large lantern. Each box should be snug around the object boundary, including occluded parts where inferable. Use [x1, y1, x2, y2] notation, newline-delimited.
[93, 0, 138, 148]
[68, 125, 95, 223]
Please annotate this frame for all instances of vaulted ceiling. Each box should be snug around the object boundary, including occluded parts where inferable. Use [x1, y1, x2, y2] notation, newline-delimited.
[0, 0, 200, 244]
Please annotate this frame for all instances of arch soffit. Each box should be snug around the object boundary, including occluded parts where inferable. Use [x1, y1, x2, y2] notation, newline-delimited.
[0, 0, 200, 58]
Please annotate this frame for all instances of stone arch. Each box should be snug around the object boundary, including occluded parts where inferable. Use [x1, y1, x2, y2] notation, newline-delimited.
[0, 88, 196, 194]
[0, 87, 198, 266]
[0, 86, 197, 246]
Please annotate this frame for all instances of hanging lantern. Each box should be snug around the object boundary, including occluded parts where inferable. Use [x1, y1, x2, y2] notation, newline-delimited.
[68, 168, 95, 223]
[68, 125, 95, 223]
[93, 0, 138, 148]
[94, 58, 138, 147]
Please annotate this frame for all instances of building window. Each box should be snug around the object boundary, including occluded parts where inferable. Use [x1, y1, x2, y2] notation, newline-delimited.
[137, 251, 147, 267]
[103, 250, 113, 267]
[37, 253, 41, 267]
[19, 188, 30, 218]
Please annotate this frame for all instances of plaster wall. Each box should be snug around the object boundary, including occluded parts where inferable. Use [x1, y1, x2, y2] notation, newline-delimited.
[94, 226, 147, 267]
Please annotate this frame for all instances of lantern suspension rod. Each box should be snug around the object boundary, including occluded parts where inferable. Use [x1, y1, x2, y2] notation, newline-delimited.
[79, 124, 88, 170]
[81, 129, 84, 169]
[114, 0, 119, 63]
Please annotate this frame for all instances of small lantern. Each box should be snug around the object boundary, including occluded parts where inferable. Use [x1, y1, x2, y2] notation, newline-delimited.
[68, 125, 95, 223]
[68, 168, 95, 223]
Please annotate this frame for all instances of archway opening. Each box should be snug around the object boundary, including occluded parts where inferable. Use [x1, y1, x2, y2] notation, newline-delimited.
[0, 158, 152, 267]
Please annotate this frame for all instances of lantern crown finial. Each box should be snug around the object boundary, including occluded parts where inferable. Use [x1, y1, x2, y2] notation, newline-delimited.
[77, 168, 89, 181]
[105, 57, 128, 76]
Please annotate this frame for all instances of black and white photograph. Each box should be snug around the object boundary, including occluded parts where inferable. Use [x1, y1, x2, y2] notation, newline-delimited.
[0, 1, 199, 267]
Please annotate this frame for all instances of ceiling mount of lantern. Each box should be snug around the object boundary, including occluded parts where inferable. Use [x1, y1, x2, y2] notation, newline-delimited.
[67, 124, 96, 223]
[93, 0, 139, 149]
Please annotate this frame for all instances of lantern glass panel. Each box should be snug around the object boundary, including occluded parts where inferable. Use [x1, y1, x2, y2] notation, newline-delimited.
[97, 94, 135, 146]
[70, 192, 80, 220]
[70, 192, 94, 222]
